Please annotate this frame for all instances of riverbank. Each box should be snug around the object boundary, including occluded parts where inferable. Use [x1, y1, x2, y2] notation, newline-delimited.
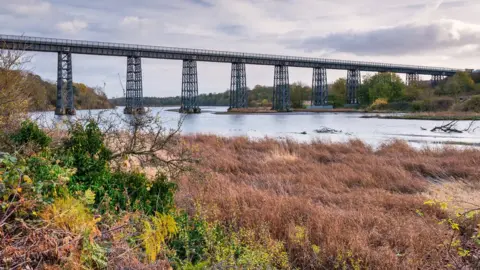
[177, 135, 480, 269]
[213, 107, 361, 114]
[361, 112, 480, 120]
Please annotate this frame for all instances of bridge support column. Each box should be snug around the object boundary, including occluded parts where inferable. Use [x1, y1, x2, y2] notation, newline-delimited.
[124, 56, 145, 115]
[346, 69, 360, 105]
[229, 62, 248, 109]
[180, 60, 201, 113]
[406, 73, 420, 86]
[431, 74, 444, 88]
[55, 52, 75, 115]
[272, 65, 291, 112]
[311, 67, 328, 107]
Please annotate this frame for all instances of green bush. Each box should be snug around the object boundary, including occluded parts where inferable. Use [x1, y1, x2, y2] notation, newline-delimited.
[10, 120, 51, 149]
[461, 95, 480, 112]
[104, 172, 177, 215]
[411, 97, 455, 112]
[169, 213, 208, 267]
[386, 101, 412, 111]
[62, 120, 112, 193]
[60, 120, 177, 215]
[27, 153, 74, 203]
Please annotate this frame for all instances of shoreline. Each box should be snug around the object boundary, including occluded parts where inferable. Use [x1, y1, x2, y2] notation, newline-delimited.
[214, 108, 363, 114]
[362, 113, 480, 121]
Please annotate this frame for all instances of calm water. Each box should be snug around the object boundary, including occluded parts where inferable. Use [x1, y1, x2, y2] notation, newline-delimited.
[31, 106, 480, 148]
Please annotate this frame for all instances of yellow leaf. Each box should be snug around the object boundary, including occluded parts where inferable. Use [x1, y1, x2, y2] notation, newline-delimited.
[451, 239, 460, 247]
[457, 248, 470, 257]
[23, 175, 32, 184]
[451, 223, 460, 231]
[424, 200, 436, 206]
[16, 187, 22, 193]
[439, 202, 448, 210]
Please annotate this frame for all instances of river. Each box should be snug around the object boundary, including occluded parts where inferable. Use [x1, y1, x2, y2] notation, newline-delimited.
[31, 106, 480, 148]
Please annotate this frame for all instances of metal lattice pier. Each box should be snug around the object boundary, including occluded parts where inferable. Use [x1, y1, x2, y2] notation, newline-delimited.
[406, 73, 420, 86]
[311, 67, 328, 106]
[124, 56, 145, 114]
[346, 70, 361, 105]
[180, 60, 201, 113]
[273, 65, 291, 112]
[229, 63, 248, 109]
[56, 52, 75, 115]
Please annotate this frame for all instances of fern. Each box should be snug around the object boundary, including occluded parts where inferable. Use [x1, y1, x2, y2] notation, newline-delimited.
[141, 212, 178, 262]
[81, 232, 107, 270]
[40, 195, 100, 236]
[84, 189, 96, 205]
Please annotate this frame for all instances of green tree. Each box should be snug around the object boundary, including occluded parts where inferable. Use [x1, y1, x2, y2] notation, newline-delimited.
[290, 82, 310, 108]
[359, 72, 405, 105]
[440, 72, 475, 100]
[329, 78, 346, 108]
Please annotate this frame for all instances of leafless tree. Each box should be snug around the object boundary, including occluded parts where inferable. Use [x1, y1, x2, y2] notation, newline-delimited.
[70, 109, 196, 180]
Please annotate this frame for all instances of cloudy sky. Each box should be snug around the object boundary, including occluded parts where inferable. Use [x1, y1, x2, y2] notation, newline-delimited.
[1, 0, 479, 98]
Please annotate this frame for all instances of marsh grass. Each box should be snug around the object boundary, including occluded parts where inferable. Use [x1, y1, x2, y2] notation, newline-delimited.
[176, 136, 480, 269]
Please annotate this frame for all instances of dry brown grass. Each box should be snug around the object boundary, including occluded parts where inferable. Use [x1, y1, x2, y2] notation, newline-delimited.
[175, 136, 480, 269]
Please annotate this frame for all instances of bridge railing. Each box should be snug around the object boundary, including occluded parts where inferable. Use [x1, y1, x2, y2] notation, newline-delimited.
[0, 34, 459, 73]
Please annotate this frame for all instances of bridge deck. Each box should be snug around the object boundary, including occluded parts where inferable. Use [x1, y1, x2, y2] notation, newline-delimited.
[0, 34, 460, 75]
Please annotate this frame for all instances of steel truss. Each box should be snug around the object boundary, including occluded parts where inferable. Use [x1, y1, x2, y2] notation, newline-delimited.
[229, 62, 248, 109]
[55, 52, 75, 115]
[1, 35, 460, 76]
[311, 67, 328, 106]
[346, 69, 361, 104]
[124, 56, 145, 114]
[406, 73, 420, 86]
[180, 60, 201, 113]
[272, 65, 291, 111]
[431, 74, 444, 88]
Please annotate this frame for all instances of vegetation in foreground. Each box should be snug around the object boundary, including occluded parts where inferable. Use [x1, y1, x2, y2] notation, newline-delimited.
[2, 120, 480, 269]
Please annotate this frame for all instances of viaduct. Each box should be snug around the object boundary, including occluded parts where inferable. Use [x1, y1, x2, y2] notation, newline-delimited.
[0, 34, 463, 115]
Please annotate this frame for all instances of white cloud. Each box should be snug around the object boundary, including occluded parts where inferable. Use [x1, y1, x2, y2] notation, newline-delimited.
[6, 0, 51, 15]
[56, 20, 88, 34]
[292, 19, 480, 56]
[120, 16, 149, 27]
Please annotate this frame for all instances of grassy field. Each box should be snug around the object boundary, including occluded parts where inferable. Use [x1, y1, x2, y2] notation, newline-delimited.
[177, 136, 480, 269]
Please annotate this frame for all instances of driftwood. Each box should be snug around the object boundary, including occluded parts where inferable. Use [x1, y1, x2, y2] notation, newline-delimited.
[314, 127, 342, 134]
[431, 120, 478, 133]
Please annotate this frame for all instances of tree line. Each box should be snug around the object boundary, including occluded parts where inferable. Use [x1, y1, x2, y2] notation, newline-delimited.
[109, 82, 313, 109]
[1, 69, 114, 112]
[110, 71, 480, 112]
